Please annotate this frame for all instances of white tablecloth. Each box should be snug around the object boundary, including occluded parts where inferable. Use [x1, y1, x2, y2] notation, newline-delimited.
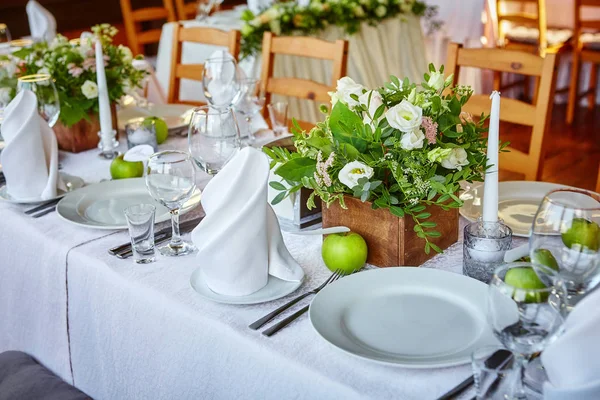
[0, 135, 524, 399]
[155, 9, 427, 124]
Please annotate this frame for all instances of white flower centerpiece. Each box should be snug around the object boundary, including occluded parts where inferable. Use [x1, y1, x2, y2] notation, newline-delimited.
[265, 65, 498, 266]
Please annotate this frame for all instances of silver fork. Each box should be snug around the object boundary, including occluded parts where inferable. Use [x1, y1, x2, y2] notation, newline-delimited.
[248, 269, 345, 330]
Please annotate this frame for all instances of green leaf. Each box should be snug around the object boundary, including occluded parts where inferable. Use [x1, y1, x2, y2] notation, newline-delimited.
[416, 212, 432, 219]
[269, 181, 286, 191]
[430, 243, 442, 253]
[271, 191, 287, 205]
[274, 157, 316, 182]
[390, 206, 405, 218]
[449, 97, 461, 116]
[329, 102, 368, 152]
[420, 222, 437, 228]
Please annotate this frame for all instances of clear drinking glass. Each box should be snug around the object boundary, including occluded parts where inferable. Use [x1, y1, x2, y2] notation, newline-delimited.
[124, 204, 156, 264]
[17, 74, 61, 127]
[0, 24, 11, 51]
[188, 106, 240, 175]
[268, 101, 288, 136]
[202, 56, 240, 110]
[145, 151, 197, 257]
[464, 220, 513, 283]
[529, 188, 600, 310]
[472, 346, 514, 400]
[126, 120, 158, 151]
[233, 78, 265, 144]
[487, 262, 565, 400]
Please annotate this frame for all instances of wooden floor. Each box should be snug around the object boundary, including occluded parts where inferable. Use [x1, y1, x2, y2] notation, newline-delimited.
[499, 103, 600, 191]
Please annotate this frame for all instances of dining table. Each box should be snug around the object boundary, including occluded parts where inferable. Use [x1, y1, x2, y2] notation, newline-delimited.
[0, 132, 529, 399]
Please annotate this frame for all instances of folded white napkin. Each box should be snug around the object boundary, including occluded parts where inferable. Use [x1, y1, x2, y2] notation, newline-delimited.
[247, 0, 273, 14]
[0, 90, 64, 201]
[542, 288, 600, 399]
[26, 0, 57, 42]
[191, 147, 304, 296]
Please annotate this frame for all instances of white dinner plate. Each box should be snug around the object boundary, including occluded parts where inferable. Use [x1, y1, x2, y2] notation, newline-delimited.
[117, 104, 194, 135]
[0, 173, 84, 204]
[309, 268, 501, 368]
[460, 181, 570, 237]
[190, 267, 304, 305]
[56, 178, 201, 230]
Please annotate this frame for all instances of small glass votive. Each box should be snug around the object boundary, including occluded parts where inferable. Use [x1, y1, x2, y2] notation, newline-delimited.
[268, 102, 288, 136]
[472, 346, 514, 400]
[126, 120, 159, 151]
[124, 204, 156, 264]
[463, 220, 512, 283]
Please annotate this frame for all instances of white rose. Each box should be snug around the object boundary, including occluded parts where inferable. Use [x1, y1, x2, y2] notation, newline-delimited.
[441, 148, 469, 170]
[338, 161, 374, 189]
[400, 129, 425, 150]
[358, 90, 384, 127]
[0, 88, 12, 104]
[81, 80, 99, 99]
[427, 71, 445, 91]
[385, 99, 423, 133]
[336, 77, 365, 108]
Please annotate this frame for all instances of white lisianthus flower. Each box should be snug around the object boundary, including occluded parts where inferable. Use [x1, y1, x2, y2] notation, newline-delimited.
[338, 161, 374, 189]
[335, 77, 365, 108]
[441, 148, 469, 170]
[427, 71, 445, 91]
[328, 91, 339, 107]
[0, 88, 12, 104]
[118, 45, 133, 63]
[427, 147, 452, 163]
[358, 90, 384, 127]
[81, 80, 99, 99]
[375, 5, 387, 17]
[400, 129, 425, 150]
[385, 99, 422, 132]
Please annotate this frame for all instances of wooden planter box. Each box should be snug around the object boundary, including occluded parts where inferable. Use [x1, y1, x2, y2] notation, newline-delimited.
[52, 104, 118, 153]
[321, 196, 459, 267]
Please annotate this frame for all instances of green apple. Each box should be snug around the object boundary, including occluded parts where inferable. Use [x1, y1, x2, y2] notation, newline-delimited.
[142, 116, 168, 144]
[531, 249, 559, 271]
[562, 218, 600, 251]
[110, 154, 144, 180]
[322, 232, 368, 274]
[505, 267, 548, 303]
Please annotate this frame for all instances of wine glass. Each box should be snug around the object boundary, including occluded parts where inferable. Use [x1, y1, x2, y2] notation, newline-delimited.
[487, 262, 565, 400]
[529, 188, 600, 310]
[145, 151, 197, 257]
[233, 78, 265, 145]
[17, 74, 61, 127]
[202, 56, 240, 110]
[0, 24, 11, 51]
[188, 106, 240, 175]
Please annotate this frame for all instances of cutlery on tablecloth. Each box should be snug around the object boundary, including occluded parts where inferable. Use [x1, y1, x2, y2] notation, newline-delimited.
[111, 217, 204, 258]
[24, 198, 61, 215]
[260, 268, 361, 337]
[436, 349, 512, 400]
[249, 269, 345, 330]
[290, 226, 350, 236]
[31, 206, 56, 218]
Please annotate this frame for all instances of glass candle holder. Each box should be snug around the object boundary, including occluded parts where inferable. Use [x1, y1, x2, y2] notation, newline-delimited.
[126, 120, 159, 152]
[463, 220, 512, 283]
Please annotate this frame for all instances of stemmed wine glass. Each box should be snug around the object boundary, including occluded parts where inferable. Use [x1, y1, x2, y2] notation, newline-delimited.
[188, 106, 240, 175]
[529, 188, 600, 310]
[0, 24, 11, 51]
[233, 78, 265, 145]
[17, 74, 60, 127]
[145, 151, 197, 257]
[487, 262, 565, 400]
[202, 56, 240, 110]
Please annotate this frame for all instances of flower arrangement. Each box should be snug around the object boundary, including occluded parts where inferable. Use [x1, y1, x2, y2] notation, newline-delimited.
[239, 0, 438, 59]
[3, 24, 146, 127]
[265, 65, 502, 254]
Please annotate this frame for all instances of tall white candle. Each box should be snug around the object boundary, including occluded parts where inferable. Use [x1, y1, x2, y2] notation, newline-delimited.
[482, 91, 500, 223]
[95, 38, 112, 135]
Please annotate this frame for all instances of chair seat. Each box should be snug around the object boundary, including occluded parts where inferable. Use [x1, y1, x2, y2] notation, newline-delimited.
[0, 351, 91, 400]
[506, 26, 572, 47]
[581, 32, 600, 50]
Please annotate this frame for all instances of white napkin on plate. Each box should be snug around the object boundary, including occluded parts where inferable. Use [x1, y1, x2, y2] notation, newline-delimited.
[542, 288, 600, 399]
[191, 147, 303, 296]
[26, 0, 57, 42]
[0, 90, 64, 201]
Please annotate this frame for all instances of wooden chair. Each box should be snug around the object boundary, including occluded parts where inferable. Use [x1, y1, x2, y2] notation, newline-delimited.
[566, 0, 600, 124]
[175, 0, 199, 20]
[259, 32, 349, 131]
[494, 0, 570, 98]
[168, 24, 240, 105]
[596, 164, 600, 192]
[120, 0, 177, 56]
[445, 43, 558, 181]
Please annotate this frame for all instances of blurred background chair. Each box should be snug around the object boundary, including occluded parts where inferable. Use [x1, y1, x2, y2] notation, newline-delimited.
[120, 0, 177, 57]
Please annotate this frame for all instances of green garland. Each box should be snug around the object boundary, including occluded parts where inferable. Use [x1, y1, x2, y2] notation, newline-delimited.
[240, 0, 438, 59]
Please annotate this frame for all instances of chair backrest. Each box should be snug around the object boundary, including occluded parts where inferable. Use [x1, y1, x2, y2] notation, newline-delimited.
[496, 0, 547, 51]
[596, 164, 600, 193]
[259, 32, 349, 129]
[120, 0, 177, 56]
[574, 0, 600, 47]
[174, 0, 198, 20]
[445, 43, 558, 180]
[168, 24, 241, 105]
